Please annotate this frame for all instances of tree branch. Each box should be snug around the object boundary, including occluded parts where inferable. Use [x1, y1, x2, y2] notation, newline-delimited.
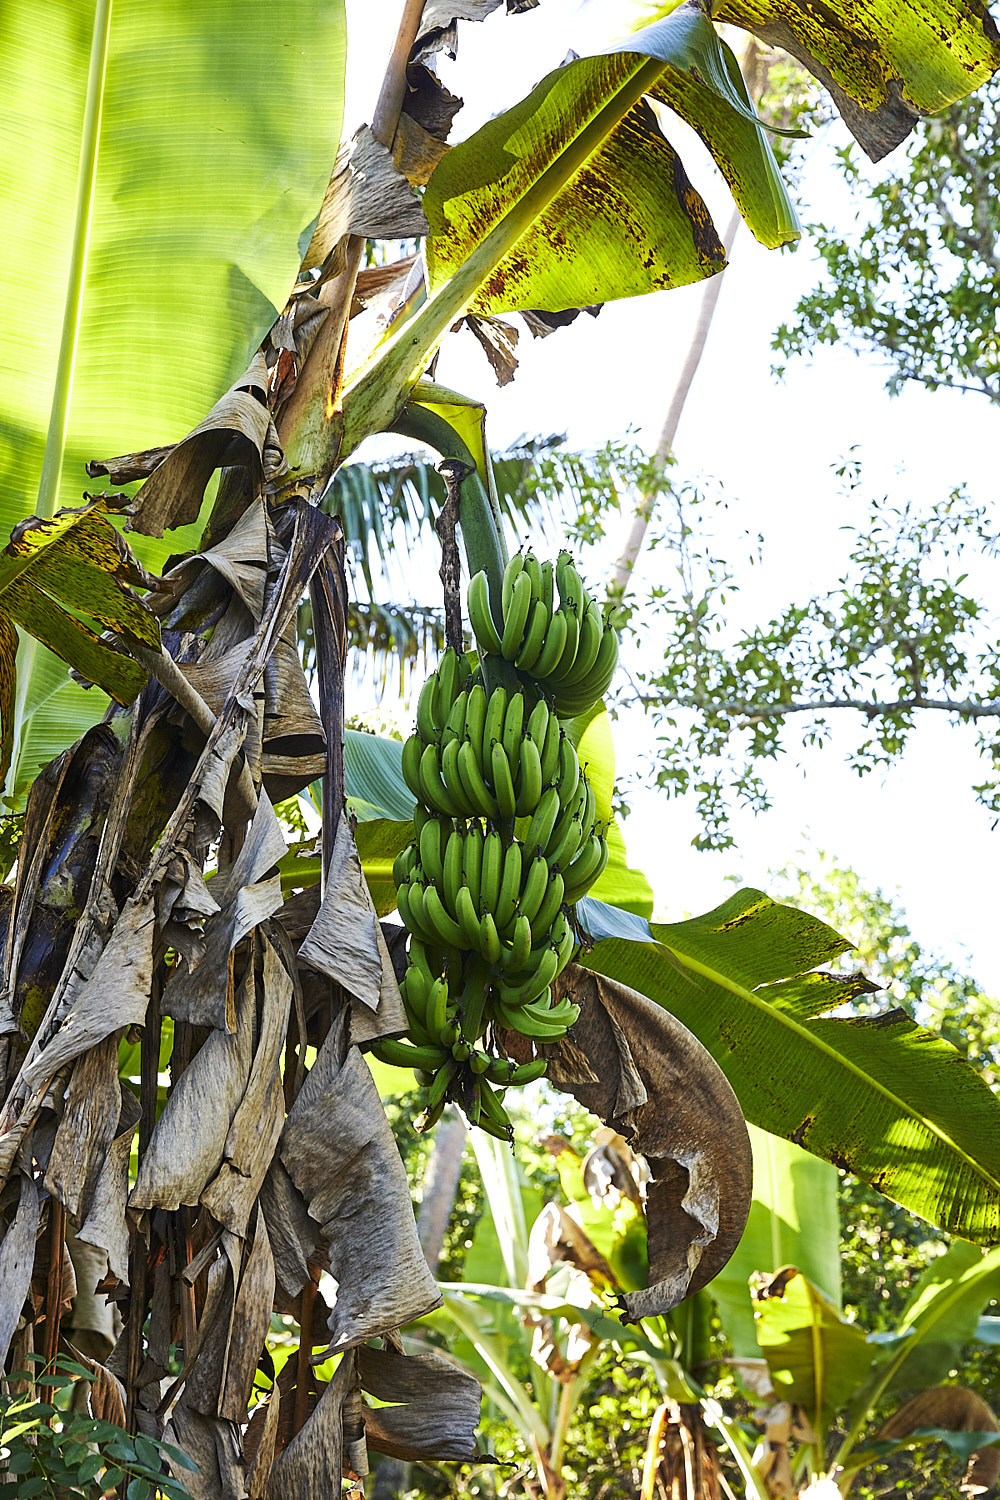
[639, 693, 1000, 720]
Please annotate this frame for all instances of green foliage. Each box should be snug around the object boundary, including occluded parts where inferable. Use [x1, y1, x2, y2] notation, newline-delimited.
[774, 78, 1000, 402]
[0, 1357, 196, 1499]
[622, 472, 1000, 847]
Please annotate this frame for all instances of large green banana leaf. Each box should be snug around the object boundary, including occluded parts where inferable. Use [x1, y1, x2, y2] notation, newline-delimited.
[753, 1269, 872, 1432]
[0, 0, 346, 790]
[709, 1125, 841, 1359]
[581, 889, 1000, 1242]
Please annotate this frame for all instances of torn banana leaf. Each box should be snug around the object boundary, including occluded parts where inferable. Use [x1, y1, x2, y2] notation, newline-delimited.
[548, 966, 752, 1319]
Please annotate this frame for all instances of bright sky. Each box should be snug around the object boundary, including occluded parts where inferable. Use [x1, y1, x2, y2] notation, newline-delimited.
[344, 1, 999, 997]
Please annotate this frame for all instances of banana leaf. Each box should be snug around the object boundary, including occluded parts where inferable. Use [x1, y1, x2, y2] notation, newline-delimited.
[704, 0, 1000, 159]
[709, 1125, 841, 1359]
[0, 0, 346, 790]
[582, 889, 1000, 1241]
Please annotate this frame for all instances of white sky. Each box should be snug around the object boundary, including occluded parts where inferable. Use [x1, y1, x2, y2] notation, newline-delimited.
[344, 1, 999, 996]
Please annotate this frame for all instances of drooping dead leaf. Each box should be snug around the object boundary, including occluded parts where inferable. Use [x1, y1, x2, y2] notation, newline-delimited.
[278, 1010, 441, 1347]
[77, 1088, 141, 1283]
[157, 497, 269, 621]
[130, 964, 256, 1212]
[460, 313, 520, 385]
[298, 818, 404, 1029]
[877, 1386, 1000, 1496]
[301, 127, 430, 274]
[391, 112, 451, 186]
[162, 794, 285, 1030]
[548, 965, 752, 1319]
[357, 1342, 481, 1462]
[220, 1209, 275, 1422]
[43, 1034, 122, 1220]
[258, 1158, 320, 1303]
[128, 354, 285, 537]
[0, 1173, 39, 1367]
[201, 939, 292, 1236]
[263, 1344, 353, 1500]
[163, 1403, 245, 1500]
[4, 897, 154, 1174]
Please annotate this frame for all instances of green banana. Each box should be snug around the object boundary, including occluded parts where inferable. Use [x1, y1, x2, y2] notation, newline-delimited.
[481, 831, 503, 914]
[549, 604, 580, 683]
[469, 1049, 491, 1075]
[524, 786, 561, 856]
[494, 839, 522, 936]
[418, 742, 462, 817]
[372, 1037, 450, 1071]
[497, 947, 560, 1008]
[518, 853, 550, 925]
[505, 911, 533, 972]
[393, 844, 417, 889]
[530, 868, 566, 938]
[555, 734, 581, 808]
[427, 976, 451, 1039]
[515, 733, 543, 816]
[525, 696, 550, 747]
[539, 714, 562, 786]
[508, 1056, 549, 1086]
[425, 1055, 458, 1110]
[501, 690, 525, 782]
[545, 812, 584, 873]
[442, 829, 464, 912]
[423, 883, 466, 949]
[483, 685, 508, 756]
[501, 553, 525, 617]
[457, 738, 500, 819]
[418, 818, 445, 885]
[501, 570, 533, 661]
[563, 833, 609, 903]
[491, 740, 518, 820]
[441, 736, 474, 817]
[532, 608, 567, 679]
[466, 681, 488, 759]
[416, 673, 440, 743]
[556, 551, 584, 614]
[561, 601, 602, 686]
[437, 647, 459, 717]
[402, 734, 424, 799]
[475, 1075, 513, 1137]
[456, 883, 483, 949]
[441, 685, 469, 747]
[540, 558, 555, 616]
[468, 569, 503, 657]
[479, 910, 502, 966]
[522, 550, 543, 604]
[515, 597, 549, 672]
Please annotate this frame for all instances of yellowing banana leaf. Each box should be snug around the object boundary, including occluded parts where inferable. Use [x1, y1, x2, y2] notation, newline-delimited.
[340, 1, 798, 455]
[582, 888, 1000, 1241]
[0, 498, 158, 784]
[705, 0, 1000, 159]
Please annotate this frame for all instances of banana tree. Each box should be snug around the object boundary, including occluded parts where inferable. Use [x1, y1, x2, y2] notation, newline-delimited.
[0, 0, 997, 1496]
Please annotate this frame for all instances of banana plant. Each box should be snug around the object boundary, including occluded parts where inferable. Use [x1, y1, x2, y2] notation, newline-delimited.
[749, 1246, 1000, 1495]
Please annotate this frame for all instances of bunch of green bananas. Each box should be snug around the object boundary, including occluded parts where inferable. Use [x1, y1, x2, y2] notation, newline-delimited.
[467, 550, 618, 719]
[374, 554, 618, 1141]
